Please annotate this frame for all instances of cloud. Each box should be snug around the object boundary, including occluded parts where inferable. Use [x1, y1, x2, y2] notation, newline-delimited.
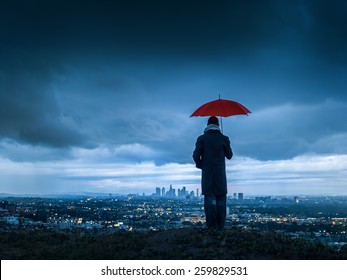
[2, 0, 345, 60]
[228, 154, 347, 195]
[0, 139, 71, 162]
[1, 151, 346, 195]
[72, 144, 160, 163]
[1, 50, 347, 166]
[1, 0, 347, 195]
[0, 54, 87, 148]
[229, 100, 347, 160]
[311, 133, 347, 154]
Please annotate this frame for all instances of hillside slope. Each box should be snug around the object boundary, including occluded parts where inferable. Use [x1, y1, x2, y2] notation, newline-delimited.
[1, 228, 346, 259]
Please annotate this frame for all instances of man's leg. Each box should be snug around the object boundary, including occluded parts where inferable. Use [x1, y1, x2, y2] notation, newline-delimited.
[204, 195, 217, 230]
[216, 195, 227, 231]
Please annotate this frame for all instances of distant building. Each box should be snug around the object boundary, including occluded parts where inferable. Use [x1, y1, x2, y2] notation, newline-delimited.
[233, 193, 237, 199]
[238, 193, 244, 200]
[226, 206, 230, 216]
[156, 187, 161, 197]
[166, 185, 176, 198]
[156, 185, 196, 199]
[182, 187, 186, 196]
[177, 186, 187, 198]
[294, 196, 299, 203]
[255, 196, 272, 203]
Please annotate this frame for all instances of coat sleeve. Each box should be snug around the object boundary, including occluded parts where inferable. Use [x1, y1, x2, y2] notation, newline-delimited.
[224, 136, 233, 160]
[193, 136, 203, 169]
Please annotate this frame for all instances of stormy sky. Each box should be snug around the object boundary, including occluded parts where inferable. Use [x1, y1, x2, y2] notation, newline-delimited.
[1, 0, 347, 195]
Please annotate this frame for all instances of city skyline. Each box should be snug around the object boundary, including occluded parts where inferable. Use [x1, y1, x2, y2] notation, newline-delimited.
[2, 194, 347, 248]
[1, 1, 347, 196]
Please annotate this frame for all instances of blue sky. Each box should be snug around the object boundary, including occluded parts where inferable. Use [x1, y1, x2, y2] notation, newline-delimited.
[1, 0, 347, 195]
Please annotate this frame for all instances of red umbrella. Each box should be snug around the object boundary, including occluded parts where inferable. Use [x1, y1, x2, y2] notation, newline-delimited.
[190, 98, 251, 117]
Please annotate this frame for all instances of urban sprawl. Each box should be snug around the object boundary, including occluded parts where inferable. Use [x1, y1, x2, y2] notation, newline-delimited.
[1, 186, 347, 250]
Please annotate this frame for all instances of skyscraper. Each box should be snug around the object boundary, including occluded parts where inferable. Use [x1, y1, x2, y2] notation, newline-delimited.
[238, 193, 244, 200]
[167, 184, 176, 198]
[182, 186, 186, 196]
[156, 187, 161, 197]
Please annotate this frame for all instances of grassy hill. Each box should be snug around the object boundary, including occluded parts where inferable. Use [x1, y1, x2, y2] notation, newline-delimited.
[1, 228, 347, 259]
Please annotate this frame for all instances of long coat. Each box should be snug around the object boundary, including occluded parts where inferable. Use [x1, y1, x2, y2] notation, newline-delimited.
[193, 128, 233, 196]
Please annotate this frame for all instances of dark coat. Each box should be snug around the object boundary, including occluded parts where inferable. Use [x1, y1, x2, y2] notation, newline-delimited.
[193, 127, 233, 196]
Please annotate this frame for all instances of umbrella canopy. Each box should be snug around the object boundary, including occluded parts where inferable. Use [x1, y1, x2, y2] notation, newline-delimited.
[190, 98, 251, 117]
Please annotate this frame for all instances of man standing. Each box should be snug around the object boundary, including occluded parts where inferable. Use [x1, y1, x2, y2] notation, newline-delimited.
[193, 116, 233, 231]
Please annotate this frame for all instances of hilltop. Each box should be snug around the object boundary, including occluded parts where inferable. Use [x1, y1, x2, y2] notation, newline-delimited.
[1, 227, 347, 260]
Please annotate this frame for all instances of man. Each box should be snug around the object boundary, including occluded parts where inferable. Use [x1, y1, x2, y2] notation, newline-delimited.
[193, 116, 233, 231]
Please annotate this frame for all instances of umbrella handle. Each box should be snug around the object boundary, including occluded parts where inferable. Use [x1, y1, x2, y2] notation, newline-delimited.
[218, 94, 223, 133]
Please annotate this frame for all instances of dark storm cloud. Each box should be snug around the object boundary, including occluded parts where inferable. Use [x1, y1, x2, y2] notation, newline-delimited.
[0, 0, 346, 164]
[2, 0, 345, 57]
[53, 66, 197, 164]
[1, 0, 347, 195]
[0, 0, 253, 52]
[0, 54, 86, 148]
[227, 100, 347, 161]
